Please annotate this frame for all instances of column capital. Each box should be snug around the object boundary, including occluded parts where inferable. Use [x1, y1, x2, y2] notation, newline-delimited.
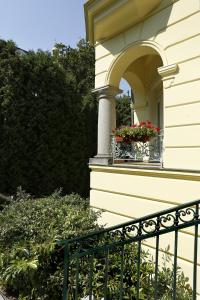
[92, 85, 123, 97]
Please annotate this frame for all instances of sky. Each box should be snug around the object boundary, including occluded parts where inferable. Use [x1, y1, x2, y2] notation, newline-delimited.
[0, 0, 130, 92]
[0, 0, 86, 51]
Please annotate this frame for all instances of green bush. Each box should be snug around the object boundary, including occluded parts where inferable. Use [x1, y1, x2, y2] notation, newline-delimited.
[0, 39, 97, 197]
[0, 192, 101, 299]
[0, 192, 192, 300]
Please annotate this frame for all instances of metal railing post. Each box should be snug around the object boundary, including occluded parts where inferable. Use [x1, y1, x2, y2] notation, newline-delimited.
[193, 203, 199, 300]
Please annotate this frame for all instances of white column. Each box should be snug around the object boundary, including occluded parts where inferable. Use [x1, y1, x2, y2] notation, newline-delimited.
[90, 85, 122, 165]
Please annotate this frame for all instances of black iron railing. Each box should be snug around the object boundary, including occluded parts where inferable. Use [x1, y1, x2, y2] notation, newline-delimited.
[58, 199, 200, 300]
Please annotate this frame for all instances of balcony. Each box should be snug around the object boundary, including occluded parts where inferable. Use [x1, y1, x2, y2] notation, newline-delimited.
[111, 131, 163, 166]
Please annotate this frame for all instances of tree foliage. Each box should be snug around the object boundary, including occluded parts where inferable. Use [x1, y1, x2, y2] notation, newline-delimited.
[0, 39, 97, 197]
[116, 95, 132, 127]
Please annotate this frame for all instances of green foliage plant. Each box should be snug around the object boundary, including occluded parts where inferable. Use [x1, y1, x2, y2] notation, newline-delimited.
[0, 192, 101, 299]
[67, 244, 192, 300]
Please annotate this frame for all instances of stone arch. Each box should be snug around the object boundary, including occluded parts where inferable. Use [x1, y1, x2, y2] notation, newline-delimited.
[106, 40, 166, 128]
[106, 40, 167, 88]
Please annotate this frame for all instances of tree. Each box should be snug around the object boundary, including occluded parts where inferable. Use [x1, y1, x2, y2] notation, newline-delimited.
[116, 94, 132, 127]
[0, 39, 97, 197]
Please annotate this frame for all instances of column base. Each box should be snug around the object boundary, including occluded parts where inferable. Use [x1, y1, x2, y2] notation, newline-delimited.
[89, 155, 113, 166]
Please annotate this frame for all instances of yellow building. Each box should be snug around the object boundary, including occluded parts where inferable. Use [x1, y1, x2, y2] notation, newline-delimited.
[84, 0, 200, 295]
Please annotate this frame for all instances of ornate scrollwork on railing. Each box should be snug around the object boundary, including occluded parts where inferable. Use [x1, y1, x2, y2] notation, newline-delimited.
[111, 132, 163, 163]
[142, 219, 157, 234]
[110, 228, 125, 240]
[101, 204, 198, 245]
[179, 208, 195, 223]
[160, 213, 176, 228]
[124, 224, 140, 238]
[65, 201, 199, 257]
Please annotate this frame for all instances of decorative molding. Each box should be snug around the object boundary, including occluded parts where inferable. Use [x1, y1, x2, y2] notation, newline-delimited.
[158, 64, 178, 78]
[158, 64, 179, 89]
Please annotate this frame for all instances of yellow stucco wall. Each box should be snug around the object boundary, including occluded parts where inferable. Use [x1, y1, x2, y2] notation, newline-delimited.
[88, 0, 200, 294]
[94, 0, 200, 170]
[90, 166, 200, 220]
[95, 0, 200, 84]
[90, 165, 200, 295]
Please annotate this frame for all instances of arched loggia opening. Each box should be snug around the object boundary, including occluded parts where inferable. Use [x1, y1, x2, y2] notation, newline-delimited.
[107, 42, 165, 131]
[117, 78, 133, 127]
[90, 42, 166, 165]
[108, 42, 165, 165]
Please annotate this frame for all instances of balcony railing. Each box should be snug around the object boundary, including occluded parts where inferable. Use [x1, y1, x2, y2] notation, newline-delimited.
[58, 199, 200, 299]
[111, 131, 164, 164]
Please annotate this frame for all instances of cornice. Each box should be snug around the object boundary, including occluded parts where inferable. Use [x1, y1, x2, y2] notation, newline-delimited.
[84, 0, 161, 44]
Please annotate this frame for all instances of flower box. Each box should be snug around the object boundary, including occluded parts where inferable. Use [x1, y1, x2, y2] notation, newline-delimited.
[114, 121, 160, 144]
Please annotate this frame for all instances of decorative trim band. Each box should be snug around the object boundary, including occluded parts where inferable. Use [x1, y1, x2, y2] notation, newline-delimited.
[89, 165, 200, 181]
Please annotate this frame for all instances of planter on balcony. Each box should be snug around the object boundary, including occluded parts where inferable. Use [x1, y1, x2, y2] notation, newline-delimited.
[115, 136, 123, 142]
[123, 136, 153, 143]
[114, 121, 160, 144]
